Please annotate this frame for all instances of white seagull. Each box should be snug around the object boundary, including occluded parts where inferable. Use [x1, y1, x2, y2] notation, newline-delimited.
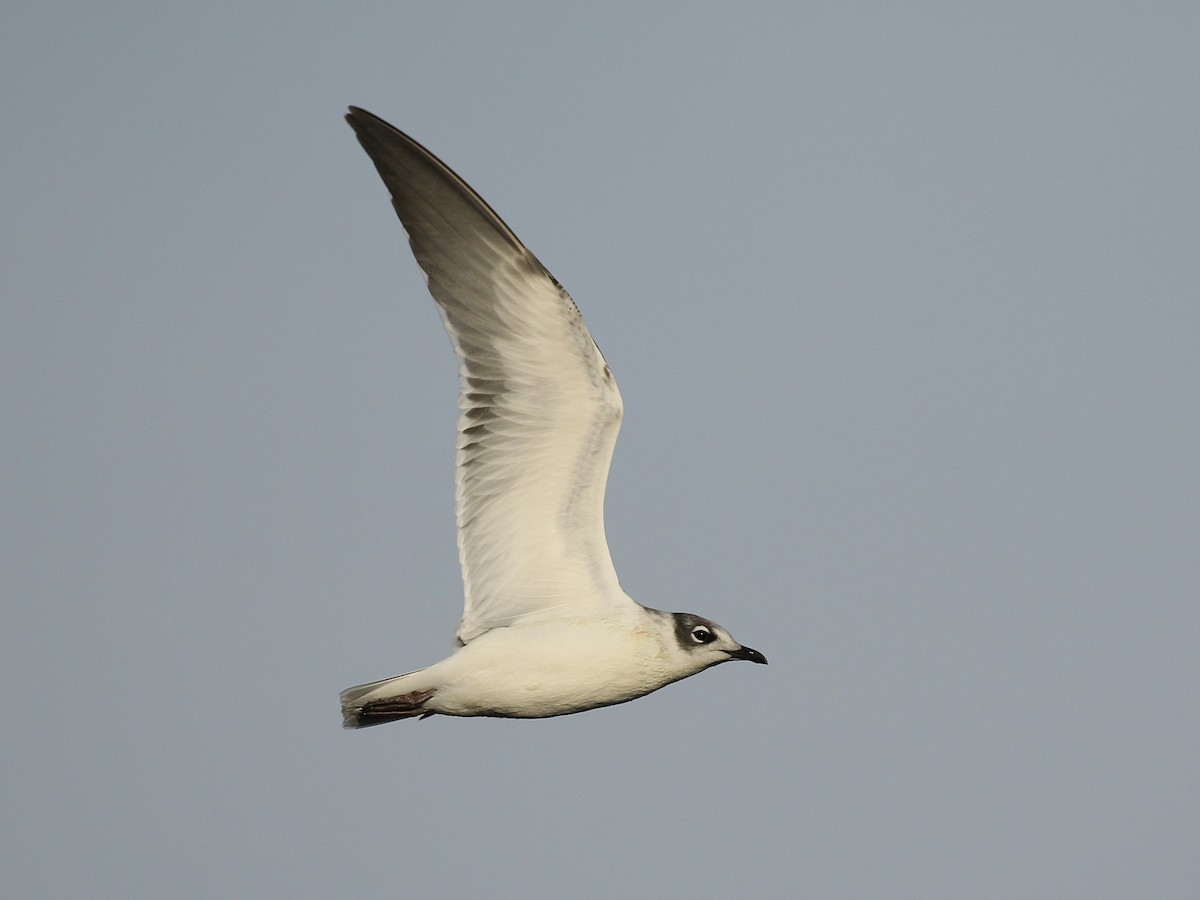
[339, 107, 766, 728]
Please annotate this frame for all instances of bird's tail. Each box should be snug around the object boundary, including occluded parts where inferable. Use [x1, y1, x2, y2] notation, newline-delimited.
[339, 670, 436, 729]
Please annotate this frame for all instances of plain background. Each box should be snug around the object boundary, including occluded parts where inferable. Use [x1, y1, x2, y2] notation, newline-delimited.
[3, 3, 1197, 897]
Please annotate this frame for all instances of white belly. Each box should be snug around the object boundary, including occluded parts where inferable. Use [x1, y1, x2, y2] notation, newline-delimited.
[424, 619, 678, 718]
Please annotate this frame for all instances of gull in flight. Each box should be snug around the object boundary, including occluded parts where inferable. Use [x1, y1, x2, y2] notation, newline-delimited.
[339, 107, 766, 727]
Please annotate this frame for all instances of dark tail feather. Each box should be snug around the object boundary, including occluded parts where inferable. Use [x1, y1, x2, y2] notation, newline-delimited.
[341, 688, 436, 729]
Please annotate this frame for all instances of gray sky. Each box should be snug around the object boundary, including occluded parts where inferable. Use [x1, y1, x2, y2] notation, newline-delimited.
[3, 3, 1198, 897]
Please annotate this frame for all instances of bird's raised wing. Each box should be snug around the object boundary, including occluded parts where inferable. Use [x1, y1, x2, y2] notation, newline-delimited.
[346, 108, 634, 645]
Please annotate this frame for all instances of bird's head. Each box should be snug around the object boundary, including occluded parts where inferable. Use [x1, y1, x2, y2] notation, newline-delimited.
[664, 611, 768, 675]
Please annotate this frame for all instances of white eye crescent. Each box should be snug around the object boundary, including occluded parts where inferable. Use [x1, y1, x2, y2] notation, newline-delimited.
[691, 626, 715, 644]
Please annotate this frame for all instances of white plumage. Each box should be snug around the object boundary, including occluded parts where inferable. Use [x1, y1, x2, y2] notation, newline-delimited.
[339, 107, 765, 727]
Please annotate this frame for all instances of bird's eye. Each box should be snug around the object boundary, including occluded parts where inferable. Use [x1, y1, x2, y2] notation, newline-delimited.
[691, 626, 715, 644]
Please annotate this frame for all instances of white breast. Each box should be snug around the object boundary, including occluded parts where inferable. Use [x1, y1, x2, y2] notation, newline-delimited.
[423, 618, 680, 718]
